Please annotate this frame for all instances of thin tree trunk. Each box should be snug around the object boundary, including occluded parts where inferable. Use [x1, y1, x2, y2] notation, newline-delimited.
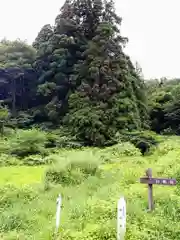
[11, 78, 16, 117]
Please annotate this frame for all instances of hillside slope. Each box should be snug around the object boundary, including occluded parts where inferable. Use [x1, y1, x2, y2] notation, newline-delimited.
[0, 137, 180, 239]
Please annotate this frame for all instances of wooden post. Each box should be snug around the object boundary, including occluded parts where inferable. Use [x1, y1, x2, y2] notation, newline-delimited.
[146, 168, 154, 211]
[140, 168, 176, 211]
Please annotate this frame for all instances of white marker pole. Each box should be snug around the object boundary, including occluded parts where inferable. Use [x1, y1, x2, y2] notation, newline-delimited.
[117, 196, 126, 240]
[56, 194, 62, 233]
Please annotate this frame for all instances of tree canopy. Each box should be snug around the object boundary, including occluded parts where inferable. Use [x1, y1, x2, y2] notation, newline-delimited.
[30, 0, 148, 145]
[3, 0, 178, 146]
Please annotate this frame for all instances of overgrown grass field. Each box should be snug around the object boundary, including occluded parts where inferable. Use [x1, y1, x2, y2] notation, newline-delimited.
[0, 136, 180, 239]
[0, 166, 46, 186]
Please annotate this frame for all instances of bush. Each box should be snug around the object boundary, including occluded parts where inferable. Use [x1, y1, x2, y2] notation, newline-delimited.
[11, 112, 33, 128]
[0, 212, 30, 232]
[0, 154, 21, 166]
[103, 142, 141, 158]
[155, 138, 180, 156]
[0, 186, 38, 235]
[9, 129, 47, 157]
[45, 157, 100, 185]
[120, 130, 159, 155]
[43, 127, 84, 149]
[0, 139, 10, 155]
[2, 127, 15, 137]
[22, 155, 48, 166]
[46, 133, 83, 148]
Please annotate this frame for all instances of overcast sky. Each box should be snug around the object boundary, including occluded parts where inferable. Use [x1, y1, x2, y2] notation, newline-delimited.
[0, 0, 179, 79]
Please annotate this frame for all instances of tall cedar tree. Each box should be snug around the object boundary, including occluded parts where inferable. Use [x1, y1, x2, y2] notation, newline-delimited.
[63, 0, 148, 145]
[34, 0, 148, 144]
[33, 9, 85, 122]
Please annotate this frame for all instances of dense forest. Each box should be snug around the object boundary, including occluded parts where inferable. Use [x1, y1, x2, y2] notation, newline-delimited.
[0, 0, 180, 148]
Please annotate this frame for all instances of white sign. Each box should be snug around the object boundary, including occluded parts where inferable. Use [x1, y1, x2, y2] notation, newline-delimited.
[56, 194, 62, 232]
[117, 196, 126, 240]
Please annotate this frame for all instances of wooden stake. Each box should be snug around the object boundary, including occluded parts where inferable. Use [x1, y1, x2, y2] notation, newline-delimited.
[140, 168, 176, 211]
[146, 168, 154, 211]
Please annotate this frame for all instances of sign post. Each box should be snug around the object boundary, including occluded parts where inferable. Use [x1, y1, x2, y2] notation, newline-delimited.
[140, 168, 176, 211]
[117, 196, 126, 240]
[56, 194, 62, 233]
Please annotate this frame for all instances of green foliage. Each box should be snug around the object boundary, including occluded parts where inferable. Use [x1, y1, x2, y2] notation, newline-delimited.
[0, 139, 11, 155]
[45, 154, 100, 185]
[0, 106, 10, 135]
[0, 128, 84, 166]
[45, 129, 83, 148]
[0, 106, 9, 120]
[147, 78, 180, 134]
[63, 93, 108, 146]
[0, 39, 37, 118]
[0, 39, 36, 68]
[32, 24, 53, 50]
[22, 155, 48, 166]
[119, 131, 159, 154]
[30, 0, 148, 141]
[2, 127, 15, 137]
[64, 90, 147, 146]
[101, 142, 141, 163]
[9, 129, 47, 157]
[0, 0, 149, 148]
[11, 112, 33, 128]
[0, 166, 46, 186]
[153, 136, 180, 156]
[1, 1, 180, 237]
[0, 153, 48, 167]
[60, 0, 148, 145]
[0, 136, 180, 239]
[0, 186, 38, 236]
[0, 154, 21, 166]
[37, 82, 57, 96]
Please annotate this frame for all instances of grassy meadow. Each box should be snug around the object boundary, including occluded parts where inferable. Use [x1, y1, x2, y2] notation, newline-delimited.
[0, 135, 180, 239]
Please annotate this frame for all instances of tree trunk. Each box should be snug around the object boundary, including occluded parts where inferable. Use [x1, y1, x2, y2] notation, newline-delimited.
[11, 78, 16, 117]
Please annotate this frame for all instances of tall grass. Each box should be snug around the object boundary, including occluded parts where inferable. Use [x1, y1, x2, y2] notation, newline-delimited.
[0, 137, 180, 239]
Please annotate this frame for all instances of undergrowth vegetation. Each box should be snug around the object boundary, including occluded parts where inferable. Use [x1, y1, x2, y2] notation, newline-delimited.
[0, 128, 159, 167]
[0, 134, 179, 239]
[45, 156, 100, 186]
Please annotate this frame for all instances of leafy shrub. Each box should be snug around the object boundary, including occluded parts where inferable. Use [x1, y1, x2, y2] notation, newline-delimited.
[0, 106, 10, 136]
[161, 127, 174, 135]
[103, 142, 141, 158]
[12, 112, 33, 128]
[2, 127, 15, 137]
[0, 212, 30, 232]
[46, 133, 83, 148]
[0, 186, 38, 234]
[9, 129, 47, 157]
[22, 155, 48, 166]
[45, 133, 59, 148]
[43, 127, 84, 150]
[0, 139, 10, 155]
[59, 220, 116, 240]
[155, 138, 180, 156]
[45, 157, 100, 185]
[0, 154, 21, 166]
[0, 185, 37, 206]
[56, 136, 84, 148]
[120, 130, 159, 155]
